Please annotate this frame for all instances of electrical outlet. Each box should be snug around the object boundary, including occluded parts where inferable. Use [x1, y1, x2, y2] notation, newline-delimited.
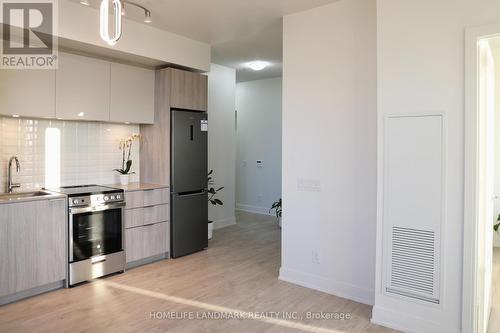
[242, 160, 247, 167]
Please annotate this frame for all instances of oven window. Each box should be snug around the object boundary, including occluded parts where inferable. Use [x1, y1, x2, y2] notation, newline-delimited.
[72, 208, 122, 262]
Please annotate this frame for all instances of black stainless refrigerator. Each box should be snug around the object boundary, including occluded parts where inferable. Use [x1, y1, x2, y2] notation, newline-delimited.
[170, 109, 208, 258]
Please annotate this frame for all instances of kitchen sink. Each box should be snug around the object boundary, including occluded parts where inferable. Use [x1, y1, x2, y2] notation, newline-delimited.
[0, 191, 54, 201]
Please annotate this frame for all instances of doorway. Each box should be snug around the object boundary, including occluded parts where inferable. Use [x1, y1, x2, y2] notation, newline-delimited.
[464, 23, 500, 333]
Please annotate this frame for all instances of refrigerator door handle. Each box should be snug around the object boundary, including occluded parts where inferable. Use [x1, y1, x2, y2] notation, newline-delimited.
[174, 190, 207, 197]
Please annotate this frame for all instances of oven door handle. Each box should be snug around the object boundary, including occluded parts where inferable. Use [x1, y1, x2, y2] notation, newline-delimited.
[69, 202, 126, 214]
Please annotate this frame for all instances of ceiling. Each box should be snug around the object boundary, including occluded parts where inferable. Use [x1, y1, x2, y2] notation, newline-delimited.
[69, 0, 338, 81]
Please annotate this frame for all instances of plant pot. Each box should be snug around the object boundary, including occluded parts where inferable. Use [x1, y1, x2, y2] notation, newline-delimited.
[119, 174, 130, 186]
[208, 220, 214, 240]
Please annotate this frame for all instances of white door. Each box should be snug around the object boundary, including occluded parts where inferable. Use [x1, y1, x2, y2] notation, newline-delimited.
[477, 40, 495, 333]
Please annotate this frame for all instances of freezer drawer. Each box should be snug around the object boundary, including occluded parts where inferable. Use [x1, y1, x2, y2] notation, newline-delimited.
[171, 191, 208, 258]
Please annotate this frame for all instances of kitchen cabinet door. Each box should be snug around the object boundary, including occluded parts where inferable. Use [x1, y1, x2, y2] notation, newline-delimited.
[0, 199, 66, 298]
[110, 63, 154, 124]
[56, 53, 110, 121]
[169, 68, 208, 111]
[0, 69, 56, 118]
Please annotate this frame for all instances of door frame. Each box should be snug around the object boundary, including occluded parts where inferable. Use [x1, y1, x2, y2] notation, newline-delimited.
[464, 22, 500, 333]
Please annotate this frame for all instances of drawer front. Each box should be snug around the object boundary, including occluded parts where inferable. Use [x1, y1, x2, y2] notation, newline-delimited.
[124, 208, 144, 229]
[143, 188, 169, 207]
[125, 227, 144, 263]
[143, 204, 168, 225]
[125, 191, 144, 209]
[143, 222, 169, 258]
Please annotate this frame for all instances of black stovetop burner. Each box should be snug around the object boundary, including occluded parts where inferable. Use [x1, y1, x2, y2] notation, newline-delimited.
[46, 184, 122, 197]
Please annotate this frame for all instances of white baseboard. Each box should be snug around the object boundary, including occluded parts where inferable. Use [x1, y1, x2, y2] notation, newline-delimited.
[236, 203, 274, 216]
[279, 266, 374, 306]
[213, 216, 236, 230]
[371, 305, 459, 333]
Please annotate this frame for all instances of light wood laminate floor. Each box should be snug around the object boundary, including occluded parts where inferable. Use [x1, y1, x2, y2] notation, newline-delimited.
[0, 211, 395, 333]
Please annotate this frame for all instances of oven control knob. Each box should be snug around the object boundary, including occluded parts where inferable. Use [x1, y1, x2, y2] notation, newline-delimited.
[110, 195, 116, 200]
[104, 196, 109, 201]
[73, 200, 79, 205]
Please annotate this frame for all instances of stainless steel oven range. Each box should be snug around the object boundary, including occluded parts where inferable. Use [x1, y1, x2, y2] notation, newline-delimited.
[48, 185, 126, 286]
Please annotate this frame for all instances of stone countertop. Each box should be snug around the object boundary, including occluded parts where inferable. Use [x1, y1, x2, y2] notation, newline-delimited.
[107, 182, 169, 192]
[0, 190, 66, 205]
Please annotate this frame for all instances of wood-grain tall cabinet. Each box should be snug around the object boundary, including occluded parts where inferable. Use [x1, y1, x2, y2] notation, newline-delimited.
[140, 68, 208, 185]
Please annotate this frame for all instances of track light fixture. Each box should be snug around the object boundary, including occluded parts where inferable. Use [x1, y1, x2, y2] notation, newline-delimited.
[94, 0, 152, 46]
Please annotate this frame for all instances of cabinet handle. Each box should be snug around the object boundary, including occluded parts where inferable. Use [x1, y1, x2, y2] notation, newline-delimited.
[92, 258, 106, 265]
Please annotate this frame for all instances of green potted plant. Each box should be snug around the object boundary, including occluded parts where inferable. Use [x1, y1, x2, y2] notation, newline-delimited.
[207, 170, 224, 240]
[494, 214, 500, 233]
[270, 198, 282, 228]
[114, 133, 140, 185]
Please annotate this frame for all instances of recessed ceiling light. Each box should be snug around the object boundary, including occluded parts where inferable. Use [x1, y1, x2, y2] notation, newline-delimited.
[246, 61, 270, 71]
[12, 115, 19, 118]
[77, 112, 85, 117]
[80, 0, 90, 6]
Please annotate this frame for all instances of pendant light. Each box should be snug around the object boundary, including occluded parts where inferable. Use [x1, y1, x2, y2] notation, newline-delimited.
[97, 0, 152, 46]
[100, 0, 122, 46]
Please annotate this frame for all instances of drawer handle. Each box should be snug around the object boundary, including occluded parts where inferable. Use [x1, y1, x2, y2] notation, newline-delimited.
[92, 258, 106, 265]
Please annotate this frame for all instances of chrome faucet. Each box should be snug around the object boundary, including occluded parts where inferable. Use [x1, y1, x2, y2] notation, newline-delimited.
[8, 156, 21, 193]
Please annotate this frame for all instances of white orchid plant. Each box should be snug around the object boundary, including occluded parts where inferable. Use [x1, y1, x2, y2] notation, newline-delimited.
[114, 133, 140, 175]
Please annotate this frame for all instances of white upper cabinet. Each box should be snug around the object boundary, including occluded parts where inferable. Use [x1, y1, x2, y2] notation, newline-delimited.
[0, 52, 155, 123]
[110, 63, 154, 124]
[56, 53, 111, 121]
[0, 69, 56, 118]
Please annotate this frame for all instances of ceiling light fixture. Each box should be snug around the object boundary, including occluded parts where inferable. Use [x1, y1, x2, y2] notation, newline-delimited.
[246, 61, 270, 71]
[98, 0, 152, 45]
[100, 0, 122, 46]
[144, 10, 152, 23]
[80, 0, 90, 6]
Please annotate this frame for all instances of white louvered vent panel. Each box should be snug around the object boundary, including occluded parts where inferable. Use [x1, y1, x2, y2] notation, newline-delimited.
[387, 226, 439, 304]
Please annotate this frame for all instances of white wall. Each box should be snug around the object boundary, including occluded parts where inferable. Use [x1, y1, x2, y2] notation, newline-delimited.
[373, 1, 500, 332]
[0, 117, 139, 193]
[280, 0, 377, 305]
[236, 78, 282, 215]
[208, 64, 237, 229]
[492, 46, 500, 248]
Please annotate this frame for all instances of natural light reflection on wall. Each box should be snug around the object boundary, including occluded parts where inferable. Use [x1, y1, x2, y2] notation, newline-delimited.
[45, 128, 61, 188]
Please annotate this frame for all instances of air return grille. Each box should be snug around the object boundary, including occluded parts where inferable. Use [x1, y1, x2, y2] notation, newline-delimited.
[387, 226, 439, 304]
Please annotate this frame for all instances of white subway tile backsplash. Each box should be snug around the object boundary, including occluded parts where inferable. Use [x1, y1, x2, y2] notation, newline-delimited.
[0, 117, 140, 193]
